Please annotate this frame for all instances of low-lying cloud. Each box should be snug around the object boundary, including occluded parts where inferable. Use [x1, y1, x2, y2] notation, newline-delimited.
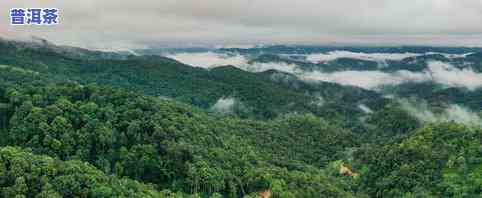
[302, 61, 482, 90]
[210, 97, 237, 114]
[167, 52, 300, 73]
[310, 95, 325, 107]
[305, 51, 474, 64]
[169, 52, 482, 91]
[166, 52, 247, 68]
[426, 52, 474, 59]
[243, 62, 299, 73]
[301, 70, 427, 89]
[358, 104, 374, 114]
[427, 61, 482, 90]
[306, 51, 420, 63]
[400, 99, 482, 126]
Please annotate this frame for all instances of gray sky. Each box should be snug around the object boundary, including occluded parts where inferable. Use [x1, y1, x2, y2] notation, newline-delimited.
[1, 0, 482, 49]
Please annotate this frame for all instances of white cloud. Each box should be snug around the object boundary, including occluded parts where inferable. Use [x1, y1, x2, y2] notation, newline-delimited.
[399, 99, 439, 122]
[166, 52, 247, 68]
[426, 52, 474, 59]
[167, 52, 300, 73]
[400, 100, 482, 126]
[426, 61, 482, 90]
[358, 104, 373, 114]
[306, 51, 420, 63]
[169, 52, 482, 91]
[311, 95, 325, 107]
[301, 70, 428, 89]
[243, 62, 299, 73]
[444, 105, 482, 126]
[301, 61, 482, 90]
[210, 97, 236, 114]
[305, 51, 475, 64]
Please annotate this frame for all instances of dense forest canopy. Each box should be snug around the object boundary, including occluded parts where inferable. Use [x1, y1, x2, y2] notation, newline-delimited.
[0, 38, 481, 197]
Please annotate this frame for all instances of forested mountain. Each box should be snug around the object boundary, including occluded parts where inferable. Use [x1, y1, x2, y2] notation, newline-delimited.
[218, 45, 482, 55]
[0, 38, 481, 197]
[0, 38, 391, 123]
[0, 62, 360, 197]
[0, 147, 167, 198]
[223, 47, 482, 73]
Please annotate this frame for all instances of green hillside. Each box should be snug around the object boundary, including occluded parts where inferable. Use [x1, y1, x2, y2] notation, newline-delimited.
[0, 40, 481, 197]
[0, 39, 389, 121]
[0, 67, 359, 197]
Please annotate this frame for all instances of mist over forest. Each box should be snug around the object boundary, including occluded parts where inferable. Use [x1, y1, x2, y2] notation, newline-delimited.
[0, 37, 480, 197]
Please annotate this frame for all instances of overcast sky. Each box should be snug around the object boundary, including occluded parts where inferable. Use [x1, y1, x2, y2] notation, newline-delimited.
[1, 0, 482, 49]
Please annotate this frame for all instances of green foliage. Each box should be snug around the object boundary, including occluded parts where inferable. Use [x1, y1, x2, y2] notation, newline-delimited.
[0, 147, 167, 197]
[1, 40, 481, 197]
[0, 39, 389, 121]
[0, 79, 358, 197]
[364, 104, 421, 141]
[355, 123, 482, 197]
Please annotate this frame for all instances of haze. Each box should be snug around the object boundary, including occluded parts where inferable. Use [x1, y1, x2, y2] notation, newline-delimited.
[1, 0, 482, 49]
